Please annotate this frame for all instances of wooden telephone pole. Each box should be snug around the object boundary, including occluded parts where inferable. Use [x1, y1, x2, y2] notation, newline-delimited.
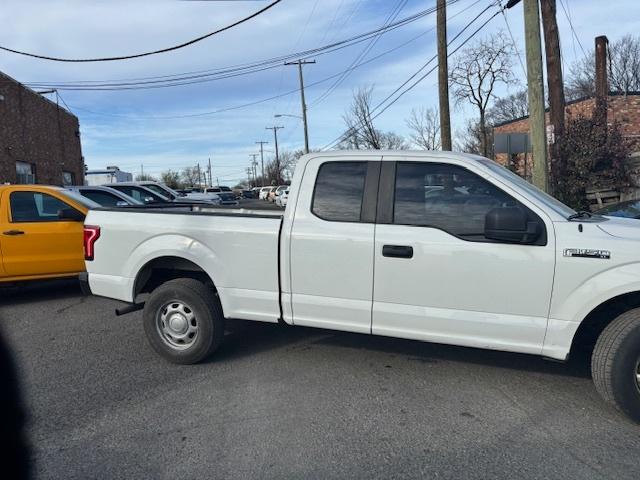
[284, 60, 315, 153]
[522, 0, 548, 192]
[437, 0, 452, 151]
[540, 0, 565, 193]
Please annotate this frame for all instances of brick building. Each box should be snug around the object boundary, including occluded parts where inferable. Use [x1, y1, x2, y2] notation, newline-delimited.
[0, 71, 84, 186]
[493, 92, 640, 178]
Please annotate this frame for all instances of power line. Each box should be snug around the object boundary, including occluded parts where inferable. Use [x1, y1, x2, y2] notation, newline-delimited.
[500, 5, 527, 77]
[60, 19, 454, 120]
[0, 0, 283, 62]
[321, 4, 500, 150]
[22, 5, 444, 90]
[558, 0, 587, 58]
[310, 0, 412, 108]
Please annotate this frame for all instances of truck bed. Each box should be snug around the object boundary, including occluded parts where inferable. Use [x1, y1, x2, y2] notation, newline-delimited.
[86, 204, 284, 322]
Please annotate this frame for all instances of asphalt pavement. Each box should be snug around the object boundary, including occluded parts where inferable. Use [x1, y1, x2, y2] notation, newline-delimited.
[1, 279, 639, 479]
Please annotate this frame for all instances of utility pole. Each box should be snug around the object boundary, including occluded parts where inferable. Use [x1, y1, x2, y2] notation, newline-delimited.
[436, 0, 452, 151]
[207, 157, 213, 187]
[250, 154, 259, 187]
[284, 59, 315, 153]
[266, 126, 284, 184]
[256, 140, 268, 184]
[540, 0, 565, 194]
[522, 0, 548, 192]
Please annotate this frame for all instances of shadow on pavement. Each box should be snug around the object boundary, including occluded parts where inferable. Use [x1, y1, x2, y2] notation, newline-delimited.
[0, 278, 82, 307]
[215, 320, 591, 379]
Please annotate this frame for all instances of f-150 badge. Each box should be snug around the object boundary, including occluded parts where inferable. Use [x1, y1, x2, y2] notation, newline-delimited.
[563, 248, 611, 259]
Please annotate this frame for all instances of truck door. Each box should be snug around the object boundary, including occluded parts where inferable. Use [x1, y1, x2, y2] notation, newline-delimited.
[288, 157, 381, 333]
[371, 159, 555, 354]
[1, 190, 85, 278]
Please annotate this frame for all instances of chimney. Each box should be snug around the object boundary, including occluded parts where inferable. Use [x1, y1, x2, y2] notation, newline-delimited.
[594, 35, 608, 128]
[595, 36, 608, 99]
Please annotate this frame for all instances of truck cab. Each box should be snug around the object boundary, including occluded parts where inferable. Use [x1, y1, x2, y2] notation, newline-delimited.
[0, 185, 90, 282]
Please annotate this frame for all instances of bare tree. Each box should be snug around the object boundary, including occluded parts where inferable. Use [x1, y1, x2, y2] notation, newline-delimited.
[566, 34, 640, 100]
[135, 173, 156, 182]
[406, 107, 440, 150]
[449, 32, 517, 156]
[339, 86, 408, 150]
[160, 170, 181, 189]
[180, 166, 200, 187]
[487, 89, 528, 125]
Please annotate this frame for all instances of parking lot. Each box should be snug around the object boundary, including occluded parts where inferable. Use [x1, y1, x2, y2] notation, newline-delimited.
[0, 279, 638, 479]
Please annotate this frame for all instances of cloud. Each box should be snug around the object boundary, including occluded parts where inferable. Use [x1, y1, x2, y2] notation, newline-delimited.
[2, 0, 638, 183]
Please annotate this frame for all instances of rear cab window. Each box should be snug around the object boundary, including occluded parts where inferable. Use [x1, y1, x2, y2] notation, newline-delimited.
[311, 162, 368, 222]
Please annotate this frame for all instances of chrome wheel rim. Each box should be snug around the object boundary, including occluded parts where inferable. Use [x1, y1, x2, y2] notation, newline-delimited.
[156, 301, 198, 350]
[636, 358, 640, 393]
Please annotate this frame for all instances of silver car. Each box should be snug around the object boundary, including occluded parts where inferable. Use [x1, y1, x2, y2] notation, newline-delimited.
[67, 185, 142, 207]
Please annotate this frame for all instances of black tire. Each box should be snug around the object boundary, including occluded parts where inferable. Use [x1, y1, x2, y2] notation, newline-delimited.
[592, 308, 640, 422]
[142, 278, 224, 364]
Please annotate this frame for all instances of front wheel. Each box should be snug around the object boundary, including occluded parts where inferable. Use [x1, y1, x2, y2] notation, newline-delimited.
[142, 278, 224, 364]
[592, 308, 640, 422]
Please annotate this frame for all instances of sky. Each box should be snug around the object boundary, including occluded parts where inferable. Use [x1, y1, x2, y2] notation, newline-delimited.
[1, 0, 639, 186]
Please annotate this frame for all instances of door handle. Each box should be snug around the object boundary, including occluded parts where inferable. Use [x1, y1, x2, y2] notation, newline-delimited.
[382, 245, 413, 258]
[3, 230, 25, 236]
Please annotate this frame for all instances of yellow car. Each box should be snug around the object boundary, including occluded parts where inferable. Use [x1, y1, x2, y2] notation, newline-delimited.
[0, 185, 92, 283]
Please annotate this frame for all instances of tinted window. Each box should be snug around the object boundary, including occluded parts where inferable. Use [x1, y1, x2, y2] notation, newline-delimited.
[393, 162, 522, 240]
[10, 191, 72, 222]
[312, 162, 367, 222]
[145, 184, 175, 199]
[82, 190, 123, 207]
[112, 186, 165, 203]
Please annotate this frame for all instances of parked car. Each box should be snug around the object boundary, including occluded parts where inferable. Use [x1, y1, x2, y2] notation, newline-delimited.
[106, 184, 170, 204]
[68, 186, 142, 207]
[83, 150, 640, 422]
[204, 188, 238, 206]
[272, 185, 288, 203]
[241, 190, 255, 199]
[266, 186, 278, 202]
[0, 185, 93, 283]
[259, 186, 272, 200]
[109, 182, 218, 206]
[596, 199, 640, 219]
[275, 188, 289, 207]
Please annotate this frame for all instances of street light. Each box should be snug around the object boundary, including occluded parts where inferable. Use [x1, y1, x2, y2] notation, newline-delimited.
[274, 112, 308, 153]
[274, 113, 302, 120]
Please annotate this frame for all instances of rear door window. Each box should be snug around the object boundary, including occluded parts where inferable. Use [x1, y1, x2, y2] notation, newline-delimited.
[311, 162, 368, 222]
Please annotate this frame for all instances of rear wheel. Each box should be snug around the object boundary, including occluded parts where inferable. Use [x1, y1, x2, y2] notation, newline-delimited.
[592, 308, 640, 422]
[142, 278, 224, 364]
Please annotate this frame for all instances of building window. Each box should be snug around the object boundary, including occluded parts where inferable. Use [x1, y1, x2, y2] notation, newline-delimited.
[15, 161, 36, 184]
[62, 171, 75, 186]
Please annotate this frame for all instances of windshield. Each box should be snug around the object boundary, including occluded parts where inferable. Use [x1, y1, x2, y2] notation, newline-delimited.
[62, 190, 101, 209]
[598, 200, 640, 218]
[145, 184, 176, 199]
[476, 158, 576, 218]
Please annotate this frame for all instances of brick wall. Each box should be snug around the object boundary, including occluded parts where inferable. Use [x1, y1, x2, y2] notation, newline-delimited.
[0, 72, 84, 185]
[493, 94, 640, 173]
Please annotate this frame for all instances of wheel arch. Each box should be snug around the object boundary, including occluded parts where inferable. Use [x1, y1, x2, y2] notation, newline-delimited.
[133, 255, 217, 301]
[570, 290, 640, 358]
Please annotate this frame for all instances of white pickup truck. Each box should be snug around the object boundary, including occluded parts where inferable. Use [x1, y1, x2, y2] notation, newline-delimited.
[81, 151, 640, 421]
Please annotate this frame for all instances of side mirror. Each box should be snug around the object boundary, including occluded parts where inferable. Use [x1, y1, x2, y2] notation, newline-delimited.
[115, 200, 129, 207]
[58, 207, 85, 222]
[485, 207, 540, 244]
[143, 196, 155, 204]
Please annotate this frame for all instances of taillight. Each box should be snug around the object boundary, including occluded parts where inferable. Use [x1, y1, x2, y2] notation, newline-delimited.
[83, 225, 100, 261]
